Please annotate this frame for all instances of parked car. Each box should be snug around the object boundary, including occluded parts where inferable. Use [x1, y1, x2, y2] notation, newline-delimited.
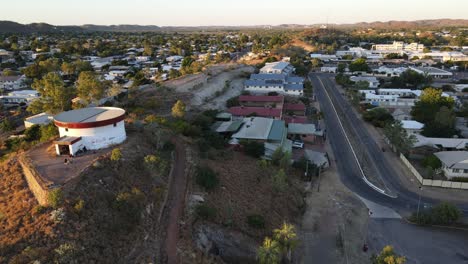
[292, 141, 304, 149]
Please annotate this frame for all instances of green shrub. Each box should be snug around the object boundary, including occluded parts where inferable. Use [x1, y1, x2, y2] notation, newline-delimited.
[73, 199, 85, 214]
[113, 188, 145, 227]
[24, 125, 41, 142]
[110, 148, 122, 161]
[241, 140, 264, 158]
[247, 214, 265, 229]
[196, 166, 219, 191]
[48, 188, 64, 208]
[40, 123, 59, 141]
[410, 202, 461, 225]
[422, 155, 442, 170]
[195, 204, 217, 220]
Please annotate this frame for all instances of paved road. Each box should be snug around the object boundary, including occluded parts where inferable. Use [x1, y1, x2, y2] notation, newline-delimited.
[310, 72, 468, 263]
[309, 72, 468, 215]
[368, 219, 468, 264]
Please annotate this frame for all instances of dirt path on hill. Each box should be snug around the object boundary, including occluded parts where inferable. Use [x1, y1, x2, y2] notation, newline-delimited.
[162, 140, 188, 264]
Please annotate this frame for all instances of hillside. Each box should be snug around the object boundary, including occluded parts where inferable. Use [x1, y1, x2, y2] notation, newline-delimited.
[1, 19, 467, 33]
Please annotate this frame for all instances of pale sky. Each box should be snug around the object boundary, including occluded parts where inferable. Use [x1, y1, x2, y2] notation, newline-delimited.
[3, 0, 468, 26]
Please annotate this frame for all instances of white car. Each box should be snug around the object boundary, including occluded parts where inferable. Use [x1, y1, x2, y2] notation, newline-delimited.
[292, 141, 304, 149]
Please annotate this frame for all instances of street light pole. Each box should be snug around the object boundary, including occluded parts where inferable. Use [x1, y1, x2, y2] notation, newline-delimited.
[416, 186, 423, 219]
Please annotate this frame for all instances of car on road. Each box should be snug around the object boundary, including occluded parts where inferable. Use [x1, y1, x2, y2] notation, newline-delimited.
[292, 140, 304, 149]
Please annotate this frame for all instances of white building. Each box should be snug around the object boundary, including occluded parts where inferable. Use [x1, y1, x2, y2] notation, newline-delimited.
[0, 90, 40, 106]
[260, 61, 294, 75]
[244, 74, 304, 96]
[53, 107, 126, 156]
[310, 54, 338, 61]
[409, 66, 453, 79]
[24, 113, 54, 128]
[401, 120, 424, 135]
[408, 51, 468, 62]
[0, 75, 26, 90]
[434, 151, 468, 179]
[321, 66, 337, 73]
[372, 41, 425, 52]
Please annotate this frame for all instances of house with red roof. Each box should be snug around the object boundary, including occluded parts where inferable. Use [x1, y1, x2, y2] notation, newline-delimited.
[229, 106, 282, 120]
[239, 95, 284, 108]
[284, 102, 306, 116]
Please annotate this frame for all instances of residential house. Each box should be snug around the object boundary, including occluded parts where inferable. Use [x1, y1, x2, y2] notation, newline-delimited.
[284, 102, 306, 116]
[350, 76, 380, 88]
[260, 61, 294, 75]
[401, 120, 424, 135]
[0, 75, 26, 90]
[244, 73, 304, 96]
[434, 151, 468, 179]
[229, 106, 282, 120]
[230, 117, 292, 158]
[238, 95, 284, 108]
[24, 113, 54, 128]
[409, 66, 453, 79]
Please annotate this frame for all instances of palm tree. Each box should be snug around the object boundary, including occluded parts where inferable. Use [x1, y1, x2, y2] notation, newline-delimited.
[257, 237, 281, 264]
[273, 222, 299, 263]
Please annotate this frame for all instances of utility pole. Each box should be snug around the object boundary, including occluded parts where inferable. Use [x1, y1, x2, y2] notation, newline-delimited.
[416, 186, 423, 220]
[305, 160, 309, 181]
[317, 166, 321, 192]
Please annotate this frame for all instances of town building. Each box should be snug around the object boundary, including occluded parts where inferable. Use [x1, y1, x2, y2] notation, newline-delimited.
[409, 66, 453, 79]
[230, 117, 292, 158]
[0, 75, 26, 90]
[260, 61, 294, 75]
[372, 41, 425, 52]
[434, 151, 468, 179]
[24, 113, 53, 128]
[53, 107, 126, 156]
[244, 73, 304, 96]
[401, 120, 424, 135]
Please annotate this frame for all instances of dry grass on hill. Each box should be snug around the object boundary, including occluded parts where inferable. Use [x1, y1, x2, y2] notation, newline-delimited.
[198, 151, 305, 239]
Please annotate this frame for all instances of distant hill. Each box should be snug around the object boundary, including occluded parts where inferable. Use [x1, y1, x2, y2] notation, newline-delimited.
[0, 19, 467, 33]
[330, 19, 468, 30]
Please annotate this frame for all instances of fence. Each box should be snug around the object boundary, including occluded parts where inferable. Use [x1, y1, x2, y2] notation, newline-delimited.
[400, 154, 468, 190]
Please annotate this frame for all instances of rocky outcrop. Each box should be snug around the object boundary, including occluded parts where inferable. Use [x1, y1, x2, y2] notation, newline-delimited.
[194, 224, 258, 264]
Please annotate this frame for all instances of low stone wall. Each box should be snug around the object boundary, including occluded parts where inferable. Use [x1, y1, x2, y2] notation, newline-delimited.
[18, 155, 52, 206]
[400, 154, 468, 190]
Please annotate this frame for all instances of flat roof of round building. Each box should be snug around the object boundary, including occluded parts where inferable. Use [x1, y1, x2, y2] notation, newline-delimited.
[54, 107, 126, 129]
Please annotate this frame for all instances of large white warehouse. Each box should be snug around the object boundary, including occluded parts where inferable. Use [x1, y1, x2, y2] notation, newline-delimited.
[53, 107, 126, 156]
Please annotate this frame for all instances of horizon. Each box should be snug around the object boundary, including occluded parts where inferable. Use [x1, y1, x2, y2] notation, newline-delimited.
[3, 17, 468, 28]
[3, 0, 468, 27]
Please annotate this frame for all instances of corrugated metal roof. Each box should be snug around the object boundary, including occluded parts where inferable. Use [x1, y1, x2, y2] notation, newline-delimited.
[268, 120, 286, 141]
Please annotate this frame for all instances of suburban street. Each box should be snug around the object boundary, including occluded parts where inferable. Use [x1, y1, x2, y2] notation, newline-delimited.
[309, 72, 468, 263]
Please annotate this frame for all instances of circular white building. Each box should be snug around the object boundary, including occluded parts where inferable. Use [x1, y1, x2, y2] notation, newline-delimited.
[53, 107, 126, 156]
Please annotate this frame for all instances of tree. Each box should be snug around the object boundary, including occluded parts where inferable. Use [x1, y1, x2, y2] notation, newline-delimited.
[384, 120, 416, 155]
[143, 40, 153, 56]
[28, 72, 73, 114]
[257, 237, 281, 264]
[411, 88, 454, 124]
[0, 118, 15, 132]
[272, 169, 288, 192]
[363, 108, 393, 128]
[348, 58, 370, 72]
[273, 222, 298, 263]
[422, 155, 442, 170]
[171, 100, 186, 118]
[61, 62, 76, 76]
[354, 80, 370, 90]
[195, 166, 219, 191]
[337, 63, 346, 73]
[241, 140, 264, 158]
[76, 71, 105, 104]
[371, 245, 406, 264]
